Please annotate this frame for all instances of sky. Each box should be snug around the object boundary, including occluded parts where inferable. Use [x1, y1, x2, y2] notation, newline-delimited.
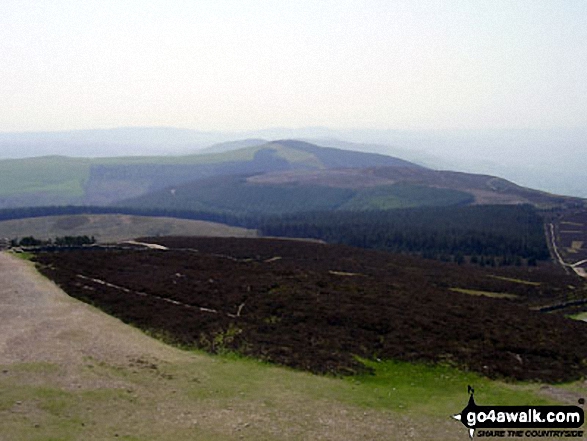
[1, 0, 586, 133]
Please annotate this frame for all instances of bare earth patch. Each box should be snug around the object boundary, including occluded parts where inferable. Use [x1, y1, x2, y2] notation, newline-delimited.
[0, 214, 257, 244]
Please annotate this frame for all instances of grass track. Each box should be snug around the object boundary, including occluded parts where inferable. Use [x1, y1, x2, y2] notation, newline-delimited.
[449, 287, 519, 299]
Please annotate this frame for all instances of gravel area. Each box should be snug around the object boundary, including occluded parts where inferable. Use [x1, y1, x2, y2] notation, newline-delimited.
[0, 251, 184, 367]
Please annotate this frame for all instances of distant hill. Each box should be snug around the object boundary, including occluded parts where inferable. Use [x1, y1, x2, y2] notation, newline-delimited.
[0, 127, 221, 158]
[0, 139, 583, 214]
[119, 173, 475, 215]
[248, 166, 573, 207]
[2, 126, 585, 198]
[0, 214, 257, 243]
[198, 138, 267, 154]
[120, 159, 581, 215]
[0, 140, 421, 208]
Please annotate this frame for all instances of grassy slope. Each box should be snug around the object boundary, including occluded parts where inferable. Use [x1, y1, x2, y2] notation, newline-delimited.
[0, 148, 260, 204]
[0, 149, 260, 193]
[0, 214, 257, 243]
[340, 184, 474, 210]
[0, 351, 565, 441]
[0, 143, 329, 197]
[0, 143, 425, 208]
[0, 156, 91, 197]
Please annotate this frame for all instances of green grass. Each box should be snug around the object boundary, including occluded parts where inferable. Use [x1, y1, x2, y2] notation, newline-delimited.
[489, 275, 542, 286]
[269, 142, 323, 168]
[171, 352, 558, 418]
[0, 377, 140, 440]
[568, 312, 587, 321]
[0, 350, 569, 440]
[11, 251, 34, 261]
[94, 145, 264, 166]
[449, 288, 518, 299]
[0, 156, 91, 197]
[340, 184, 474, 210]
[338, 359, 555, 415]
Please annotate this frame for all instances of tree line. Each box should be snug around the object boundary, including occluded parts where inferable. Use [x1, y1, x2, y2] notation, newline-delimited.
[0, 204, 549, 265]
[254, 205, 549, 266]
[12, 235, 96, 248]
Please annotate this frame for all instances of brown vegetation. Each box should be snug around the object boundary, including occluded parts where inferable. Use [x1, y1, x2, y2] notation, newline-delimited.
[33, 237, 587, 383]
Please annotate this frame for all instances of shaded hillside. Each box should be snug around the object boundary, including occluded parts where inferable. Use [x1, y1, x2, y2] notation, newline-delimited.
[83, 148, 293, 205]
[34, 237, 587, 382]
[120, 164, 583, 215]
[119, 174, 474, 215]
[119, 150, 582, 215]
[249, 166, 578, 207]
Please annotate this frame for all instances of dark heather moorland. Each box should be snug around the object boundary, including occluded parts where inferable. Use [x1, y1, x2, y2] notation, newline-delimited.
[33, 237, 587, 383]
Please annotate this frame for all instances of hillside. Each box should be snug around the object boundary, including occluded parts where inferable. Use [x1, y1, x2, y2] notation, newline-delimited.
[248, 167, 574, 207]
[0, 214, 257, 243]
[119, 174, 475, 214]
[34, 237, 587, 382]
[1, 139, 582, 212]
[120, 164, 579, 216]
[0, 140, 420, 208]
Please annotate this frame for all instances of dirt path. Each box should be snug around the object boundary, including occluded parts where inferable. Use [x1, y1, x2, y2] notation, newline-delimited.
[0, 252, 182, 367]
[120, 240, 170, 250]
[547, 223, 587, 280]
[548, 223, 570, 273]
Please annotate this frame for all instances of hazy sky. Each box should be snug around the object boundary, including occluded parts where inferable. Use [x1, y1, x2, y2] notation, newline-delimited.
[1, 0, 586, 133]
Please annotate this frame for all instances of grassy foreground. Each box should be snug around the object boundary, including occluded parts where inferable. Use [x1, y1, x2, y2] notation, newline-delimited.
[0, 350, 569, 441]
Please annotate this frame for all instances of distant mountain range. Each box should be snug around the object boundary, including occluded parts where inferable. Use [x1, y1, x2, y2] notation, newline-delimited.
[0, 139, 582, 213]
